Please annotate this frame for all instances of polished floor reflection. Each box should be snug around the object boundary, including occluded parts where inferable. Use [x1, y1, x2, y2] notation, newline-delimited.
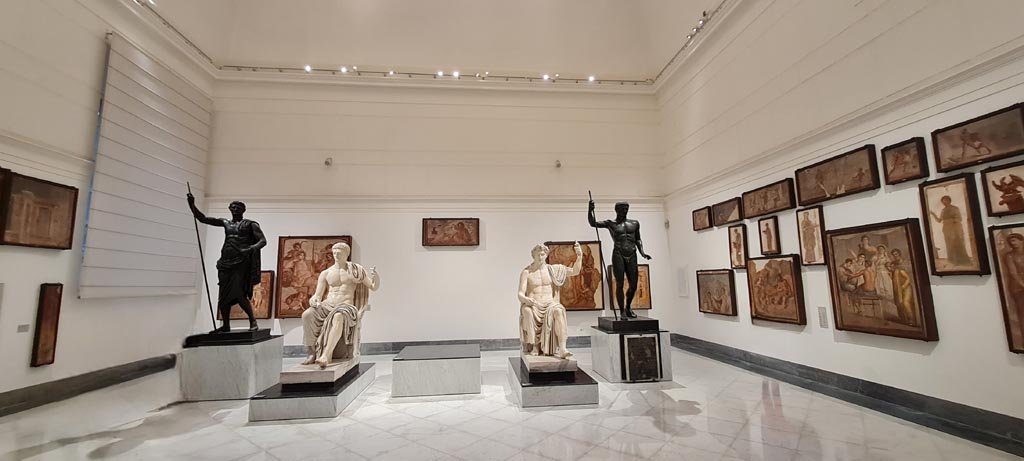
[0, 349, 1019, 461]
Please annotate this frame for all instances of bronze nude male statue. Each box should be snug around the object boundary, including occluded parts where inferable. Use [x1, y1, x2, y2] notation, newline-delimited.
[187, 193, 267, 332]
[588, 199, 653, 319]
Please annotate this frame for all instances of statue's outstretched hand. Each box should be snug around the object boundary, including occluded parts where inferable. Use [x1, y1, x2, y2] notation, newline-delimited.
[186, 192, 195, 204]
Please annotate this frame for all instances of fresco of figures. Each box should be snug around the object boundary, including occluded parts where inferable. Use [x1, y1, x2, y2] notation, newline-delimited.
[422, 218, 480, 246]
[742, 178, 795, 219]
[746, 255, 805, 324]
[692, 206, 711, 231]
[919, 174, 990, 276]
[981, 159, 1024, 217]
[932, 103, 1024, 173]
[989, 224, 1024, 353]
[825, 219, 938, 341]
[796, 206, 826, 266]
[758, 216, 781, 255]
[607, 264, 652, 310]
[1, 171, 78, 250]
[276, 235, 352, 318]
[728, 224, 748, 269]
[795, 145, 880, 206]
[712, 197, 742, 226]
[696, 269, 737, 316]
[546, 240, 604, 310]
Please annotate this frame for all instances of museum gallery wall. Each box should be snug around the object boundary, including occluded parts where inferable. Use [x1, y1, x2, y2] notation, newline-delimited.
[659, 0, 1024, 420]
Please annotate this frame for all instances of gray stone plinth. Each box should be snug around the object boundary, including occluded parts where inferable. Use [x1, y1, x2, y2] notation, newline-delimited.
[590, 327, 673, 383]
[521, 354, 577, 373]
[180, 335, 283, 401]
[392, 345, 481, 397]
[280, 358, 358, 384]
[507, 358, 598, 408]
[248, 364, 375, 421]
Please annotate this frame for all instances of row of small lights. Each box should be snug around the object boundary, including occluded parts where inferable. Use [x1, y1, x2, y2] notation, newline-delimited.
[295, 64, 600, 84]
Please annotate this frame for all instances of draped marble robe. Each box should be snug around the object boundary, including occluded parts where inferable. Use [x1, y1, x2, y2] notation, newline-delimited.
[303, 262, 371, 363]
[520, 264, 570, 356]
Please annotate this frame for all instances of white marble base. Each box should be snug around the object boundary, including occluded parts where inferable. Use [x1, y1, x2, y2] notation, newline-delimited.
[180, 335, 283, 401]
[279, 358, 358, 384]
[507, 359, 598, 408]
[590, 327, 673, 383]
[521, 354, 577, 372]
[392, 357, 481, 397]
[248, 364, 375, 421]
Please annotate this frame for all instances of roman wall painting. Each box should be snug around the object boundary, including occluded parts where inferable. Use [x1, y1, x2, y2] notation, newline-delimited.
[746, 255, 806, 325]
[546, 240, 604, 310]
[932, 103, 1024, 173]
[692, 206, 712, 231]
[32, 283, 63, 367]
[919, 174, 990, 276]
[0, 172, 78, 249]
[712, 197, 743, 226]
[981, 159, 1024, 217]
[276, 235, 352, 318]
[758, 216, 781, 255]
[795, 145, 880, 206]
[728, 224, 748, 269]
[881, 137, 930, 185]
[697, 269, 737, 316]
[990, 224, 1024, 353]
[796, 206, 826, 266]
[422, 218, 480, 246]
[742, 178, 795, 219]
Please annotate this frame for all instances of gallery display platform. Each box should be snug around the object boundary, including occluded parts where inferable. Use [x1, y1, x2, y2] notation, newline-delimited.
[591, 317, 672, 383]
[180, 330, 282, 401]
[249, 363, 375, 421]
[597, 316, 661, 333]
[507, 357, 598, 408]
[392, 344, 481, 397]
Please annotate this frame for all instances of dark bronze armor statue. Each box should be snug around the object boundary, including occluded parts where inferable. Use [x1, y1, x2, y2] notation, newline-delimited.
[588, 200, 653, 318]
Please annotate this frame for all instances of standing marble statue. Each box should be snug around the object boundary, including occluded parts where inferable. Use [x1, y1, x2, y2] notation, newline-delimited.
[187, 194, 266, 332]
[302, 242, 380, 369]
[589, 199, 653, 319]
[519, 242, 584, 359]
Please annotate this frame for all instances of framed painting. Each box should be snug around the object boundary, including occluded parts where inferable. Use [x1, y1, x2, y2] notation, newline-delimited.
[795, 145, 880, 206]
[728, 224, 748, 269]
[606, 263, 652, 310]
[219, 271, 274, 320]
[919, 173, 990, 276]
[545, 240, 604, 310]
[796, 206, 826, 266]
[742, 178, 796, 219]
[711, 197, 743, 227]
[881, 137, 930, 185]
[758, 216, 781, 255]
[696, 269, 737, 316]
[0, 172, 78, 249]
[31, 283, 63, 367]
[989, 224, 1024, 353]
[422, 218, 480, 246]
[824, 219, 938, 341]
[692, 206, 712, 231]
[981, 158, 1024, 217]
[276, 235, 352, 318]
[0, 168, 8, 226]
[746, 254, 806, 325]
[932, 103, 1024, 173]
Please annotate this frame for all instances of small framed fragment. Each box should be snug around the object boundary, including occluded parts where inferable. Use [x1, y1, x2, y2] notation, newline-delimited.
[728, 224, 748, 269]
[711, 197, 743, 227]
[981, 158, 1024, 218]
[696, 269, 737, 316]
[795, 145, 880, 206]
[742, 178, 795, 219]
[32, 283, 63, 367]
[746, 254, 806, 325]
[796, 206, 826, 266]
[0, 172, 78, 249]
[881, 137, 930, 185]
[692, 206, 712, 231]
[918, 173, 990, 276]
[758, 216, 781, 256]
[422, 218, 480, 246]
[932, 103, 1024, 173]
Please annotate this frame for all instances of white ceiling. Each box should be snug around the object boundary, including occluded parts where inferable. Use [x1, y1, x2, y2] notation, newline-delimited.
[150, 0, 719, 81]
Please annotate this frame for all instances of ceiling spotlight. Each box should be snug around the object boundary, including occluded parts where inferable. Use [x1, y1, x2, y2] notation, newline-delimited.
[692, 27, 698, 33]
[340, 66, 348, 73]
[588, 75, 595, 82]
[132, 0, 140, 4]
[437, 70, 444, 77]
[485, 71, 490, 75]
[686, 34, 693, 40]
[554, 73, 560, 78]
[352, 66, 358, 71]
[542, 74, 550, 80]
[388, 70, 394, 75]
[474, 73, 481, 78]
[304, 65, 312, 72]
[698, 19, 705, 26]
[148, 0, 155, 4]
[452, 71, 460, 78]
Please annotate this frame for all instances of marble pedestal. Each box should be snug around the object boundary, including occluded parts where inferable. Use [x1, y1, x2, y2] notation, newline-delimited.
[180, 333, 282, 401]
[249, 363, 375, 421]
[280, 358, 358, 385]
[507, 358, 598, 408]
[590, 326, 672, 383]
[392, 345, 481, 397]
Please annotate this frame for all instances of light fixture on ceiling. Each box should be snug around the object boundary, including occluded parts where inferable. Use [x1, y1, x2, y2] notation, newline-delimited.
[554, 73, 560, 78]
[352, 66, 358, 71]
[542, 74, 550, 80]
[474, 73, 480, 78]
[340, 66, 348, 73]
[452, 71, 460, 78]
[388, 70, 394, 76]
[692, 27, 698, 33]
[148, 0, 155, 4]
[588, 75, 595, 82]
[437, 70, 444, 77]
[304, 65, 311, 72]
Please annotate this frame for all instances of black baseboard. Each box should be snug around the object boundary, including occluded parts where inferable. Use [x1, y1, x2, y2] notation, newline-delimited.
[670, 333, 1024, 457]
[282, 335, 592, 358]
[0, 354, 176, 418]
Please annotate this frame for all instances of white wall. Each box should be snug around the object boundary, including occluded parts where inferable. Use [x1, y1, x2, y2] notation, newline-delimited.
[202, 80, 673, 345]
[0, 0, 212, 393]
[659, 0, 1024, 418]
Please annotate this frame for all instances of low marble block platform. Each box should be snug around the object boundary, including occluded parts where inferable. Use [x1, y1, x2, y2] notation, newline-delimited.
[391, 344, 481, 397]
[591, 321, 672, 383]
[280, 357, 358, 384]
[507, 357, 598, 408]
[180, 330, 282, 401]
[249, 363, 375, 421]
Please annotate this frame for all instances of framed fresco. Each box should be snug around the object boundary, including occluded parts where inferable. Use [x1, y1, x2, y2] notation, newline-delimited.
[742, 178, 796, 219]
[218, 271, 274, 320]
[932, 103, 1024, 173]
[746, 254, 806, 325]
[989, 224, 1024, 353]
[881, 137, 930, 185]
[545, 240, 604, 310]
[981, 158, 1024, 217]
[696, 269, 737, 316]
[422, 218, 480, 246]
[796, 206, 826, 266]
[919, 173, 990, 276]
[0, 168, 8, 225]
[0, 172, 78, 249]
[711, 197, 743, 227]
[276, 235, 353, 318]
[606, 263, 652, 310]
[31, 283, 63, 367]
[824, 219, 938, 341]
[692, 206, 712, 231]
[728, 224, 748, 270]
[758, 216, 781, 255]
[795, 145, 880, 206]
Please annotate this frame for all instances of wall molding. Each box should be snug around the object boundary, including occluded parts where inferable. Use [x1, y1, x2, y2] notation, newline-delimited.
[671, 334, 1024, 457]
[0, 354, 176, 418]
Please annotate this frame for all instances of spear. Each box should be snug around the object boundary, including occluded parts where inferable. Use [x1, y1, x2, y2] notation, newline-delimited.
[188, 182, 217, 330]
[589, 191, 617, 321]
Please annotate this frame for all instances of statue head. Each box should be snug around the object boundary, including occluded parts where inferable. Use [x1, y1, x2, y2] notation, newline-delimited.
[331, 242, 351, 263]
[531, 244, 549, 264]
[228, 201, 246, 217]
[614, 201, 629, 220]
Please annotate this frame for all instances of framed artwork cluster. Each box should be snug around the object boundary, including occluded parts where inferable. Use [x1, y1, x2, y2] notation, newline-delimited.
[690, 100, 1024, 352]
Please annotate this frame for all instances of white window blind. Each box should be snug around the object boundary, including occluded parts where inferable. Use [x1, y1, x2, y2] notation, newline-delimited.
[79, 34, 211, 298]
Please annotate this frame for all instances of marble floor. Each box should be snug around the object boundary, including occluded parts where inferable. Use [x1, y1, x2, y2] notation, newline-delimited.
[0, 349, 1019, 461]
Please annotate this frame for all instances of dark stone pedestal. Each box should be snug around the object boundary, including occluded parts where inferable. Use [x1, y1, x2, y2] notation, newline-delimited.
[183, 329, 271, 348]
[249, 363, 376, 421]
[597, 316, 660, 333]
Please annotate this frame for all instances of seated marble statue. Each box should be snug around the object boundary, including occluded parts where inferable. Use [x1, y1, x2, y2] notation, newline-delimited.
[301, 242, 380, 369]
[518, 242, 584, 359]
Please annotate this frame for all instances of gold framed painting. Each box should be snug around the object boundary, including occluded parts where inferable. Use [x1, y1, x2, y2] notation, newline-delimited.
[696, 269, 737, 316]
[545, 240, 604, 310]
[276, 235, 353, 318]
[606, 263, 652, 310]
[746, 254, 806, 325]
